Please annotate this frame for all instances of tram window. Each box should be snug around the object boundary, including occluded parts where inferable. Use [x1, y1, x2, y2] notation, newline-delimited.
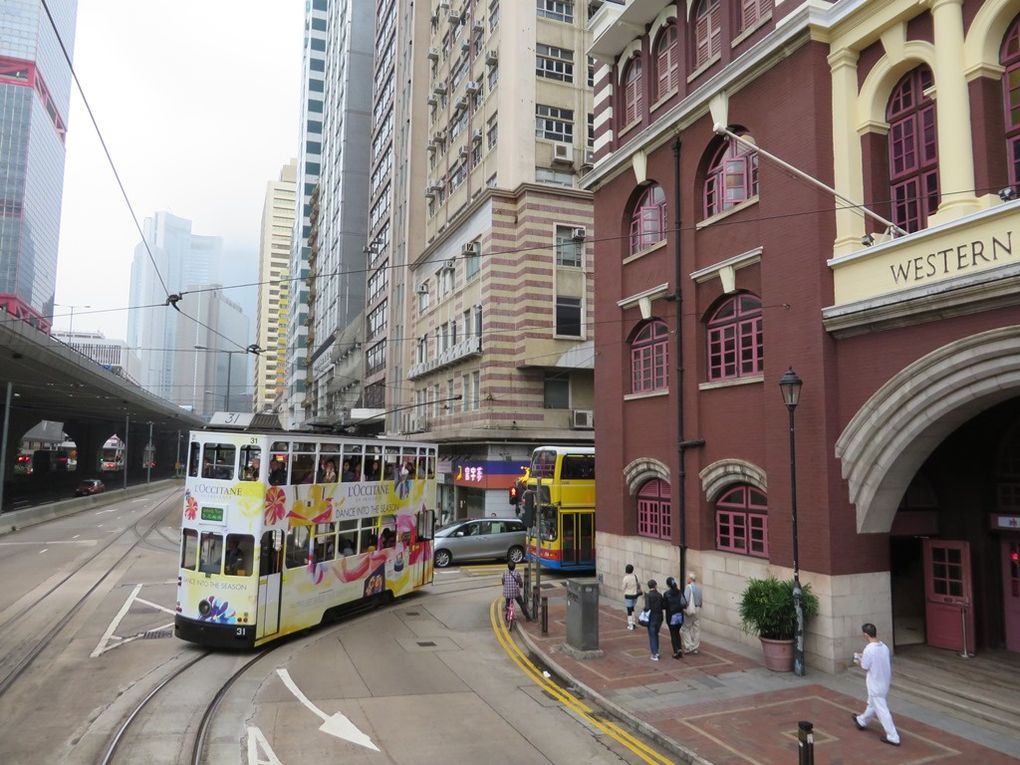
[199, 532, 224, 574]
[318, 457, 339, 483]
[426, 454, 436, 479]
[364, 446, 382, 481]
[383, 447, 400, 482]
[291, 452, 316, 485]
[188, 442, 201, 478]
[400, 452, 417, 479]
[259, 530, 283, 575]
[181, 528, 198, 570]
[337, 520, 358, 555]
[268, 455, 289, 486]
[358, 520, 378, 552]
[561, 455, 594, 480]
[379, 515, 396, 548]
[202, 443, 236, 480]
[285, 525, 311, 569]
[342, 445, 363, 482]
[224, 534, 254, 576]
[313, 522, 336, 561]
[319, 442, 340, 454]
[240, 446, 262, 481]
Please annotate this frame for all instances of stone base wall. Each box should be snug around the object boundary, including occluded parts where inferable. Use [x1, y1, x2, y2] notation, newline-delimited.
[597, 532, 894, 674]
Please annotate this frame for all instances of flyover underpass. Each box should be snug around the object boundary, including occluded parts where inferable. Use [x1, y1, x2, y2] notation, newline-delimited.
[0, 316, 203, 511]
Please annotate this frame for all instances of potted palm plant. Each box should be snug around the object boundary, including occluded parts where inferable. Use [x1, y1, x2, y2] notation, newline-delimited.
[739, 576, 819, 671]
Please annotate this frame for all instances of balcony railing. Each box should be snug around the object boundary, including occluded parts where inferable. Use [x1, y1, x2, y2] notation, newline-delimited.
[407, 335, 481, 380]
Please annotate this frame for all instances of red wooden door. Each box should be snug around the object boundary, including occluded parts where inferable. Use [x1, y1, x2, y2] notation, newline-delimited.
[923, 539, 975, 653]
[1003, 540, 1020, 652]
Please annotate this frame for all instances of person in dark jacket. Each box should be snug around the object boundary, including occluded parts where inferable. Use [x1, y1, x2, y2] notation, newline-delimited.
[642, 579, 666, 661]
[663, 576, 688, 659]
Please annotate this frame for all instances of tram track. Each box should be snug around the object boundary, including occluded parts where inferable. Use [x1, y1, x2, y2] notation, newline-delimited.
[0, 487, 182, 699]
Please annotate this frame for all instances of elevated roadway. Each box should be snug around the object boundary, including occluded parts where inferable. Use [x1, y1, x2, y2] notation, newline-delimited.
[0, 316, 202, 511]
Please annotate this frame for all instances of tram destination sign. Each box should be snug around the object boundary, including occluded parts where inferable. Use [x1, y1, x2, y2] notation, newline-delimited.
[201, 506, 225, 522]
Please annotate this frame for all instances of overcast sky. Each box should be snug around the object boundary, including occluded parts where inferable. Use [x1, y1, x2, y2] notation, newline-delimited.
[54, 0, 305, 342]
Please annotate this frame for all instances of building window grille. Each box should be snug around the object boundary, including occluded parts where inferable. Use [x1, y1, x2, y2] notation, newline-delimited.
[887, 66, 939, 233]
[630, 320, 669, 393]
[637, 479, 671, 540]
[706, 294, 763, 381]
[715, 485, 768, 557]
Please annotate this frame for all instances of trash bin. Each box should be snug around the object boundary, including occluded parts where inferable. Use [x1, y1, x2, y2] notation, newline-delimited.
[565, 578, 600, 652]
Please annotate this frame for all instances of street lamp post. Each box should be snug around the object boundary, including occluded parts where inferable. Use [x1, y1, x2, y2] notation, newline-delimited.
[779, 367, 805, 677]
[195, 344, 263, 412]
[55, 302, 91, 336]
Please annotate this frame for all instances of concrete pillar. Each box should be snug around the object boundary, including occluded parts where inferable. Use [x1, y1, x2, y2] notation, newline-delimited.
[828, 48, 864, 257]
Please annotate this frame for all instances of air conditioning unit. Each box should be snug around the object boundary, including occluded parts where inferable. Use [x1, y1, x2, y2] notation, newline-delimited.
[485, 50, 498, 66]
[425, 183, 442, 198]
[416, 283, 430, 296]
[461, 242, 480, 256]
[455, 95, 469, 111]
[461, 39, 471, 52]
[584, 149, 595, 164]
[458, 146, 469, 159]
[571, 409, 594, 429]
[465, 79, 481, 94]
[444, 257, 457, 271]
[426, 94, 438, 106]
[438, 2, 450, 12]
[472, 20, 485, 33]
[552, 142, 573, 164]
[471, 128, 483, 144]
[433, 84, 447, 96]
[426, 141, 437, 154]
[571, 226, 586, 242]
[427, 48, 440, 61]
[447, 9, 462, 23]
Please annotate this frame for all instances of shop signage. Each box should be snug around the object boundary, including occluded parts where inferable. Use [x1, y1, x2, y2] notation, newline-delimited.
[992, 514, 1020, 530]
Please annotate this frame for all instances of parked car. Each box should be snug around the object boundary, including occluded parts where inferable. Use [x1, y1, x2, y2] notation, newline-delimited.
[433, 518, 527, 568]
[75, 479, 106, 496]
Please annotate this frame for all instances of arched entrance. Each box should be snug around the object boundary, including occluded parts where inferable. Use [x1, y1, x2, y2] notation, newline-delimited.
[837, 327, 1020, 654]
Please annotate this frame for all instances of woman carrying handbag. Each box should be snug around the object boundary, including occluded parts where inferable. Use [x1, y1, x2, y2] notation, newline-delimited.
[663, 577, 687, 659]
[621, 564, 642, 631]
[639, 579, 666, 661]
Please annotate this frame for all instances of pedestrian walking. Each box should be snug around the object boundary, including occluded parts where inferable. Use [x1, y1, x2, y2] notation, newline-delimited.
[681, 572, 703, 654]
[851, 623, 901, 746]
[663, 576, 687, 659]
[621, 563, 642, 631]
[641, 579, 666, 661]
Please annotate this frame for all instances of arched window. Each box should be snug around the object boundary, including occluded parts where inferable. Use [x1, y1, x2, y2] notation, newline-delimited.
[629, 184, 667, 254]
[706, 294, 763, 381]
[631, 320, 669, 393]
[694, 0, 721, 69]
[1001, 15, 1020, 187]
[654, 25, 679, 101]
[737, 0, 773, 34]
[623, 57, 643, 125]
[704, 136, 758, 217]
[637, 479, 672, 540]
[887, 65, 939, 232]
[715, 484, 768, 557]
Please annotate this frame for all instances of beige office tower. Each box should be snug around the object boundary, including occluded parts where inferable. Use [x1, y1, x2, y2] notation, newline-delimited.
[254, 160, 297, 414]
[374, 1, 595, 519]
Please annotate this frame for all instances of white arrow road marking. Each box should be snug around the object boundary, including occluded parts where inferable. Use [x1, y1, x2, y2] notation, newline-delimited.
[90, 584, 175, 657]
[275, 668, 380, 752]
[246, 726, 283, 765]
[92, 584, 142, 658]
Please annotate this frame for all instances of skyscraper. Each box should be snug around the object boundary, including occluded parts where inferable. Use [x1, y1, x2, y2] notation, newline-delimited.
[0, 0, 78, 331]
[254, 160, 296, 413]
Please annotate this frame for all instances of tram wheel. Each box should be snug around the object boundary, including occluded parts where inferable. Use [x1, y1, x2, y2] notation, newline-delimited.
[507, 545, 525, 564]
[434, 549, 453, 568]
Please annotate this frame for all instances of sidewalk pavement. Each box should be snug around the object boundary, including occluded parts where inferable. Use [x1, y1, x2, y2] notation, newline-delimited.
[516, 595, 1020, 765]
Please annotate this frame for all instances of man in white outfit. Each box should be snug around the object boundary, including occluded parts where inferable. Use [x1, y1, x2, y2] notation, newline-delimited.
[852, 622, 901, 746]
[681, 572, 702, 654]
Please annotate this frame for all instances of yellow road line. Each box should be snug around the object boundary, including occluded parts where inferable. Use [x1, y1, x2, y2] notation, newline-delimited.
[490, 598, 675, 765]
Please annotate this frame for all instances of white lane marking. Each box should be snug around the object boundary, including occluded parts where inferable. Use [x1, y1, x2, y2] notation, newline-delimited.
[131, 498, 149, 503]
[0, 540, 96, 546]
[39, 548, 48, 554]
[134, 597, 175, 616]
[275, 668, 380, 751]
[72, 534, 80, 539]
[97, 524, 103, 528]
[95, 507, 120, 515]
[91, 583, 142, 658]
[246, 727, 283, 765]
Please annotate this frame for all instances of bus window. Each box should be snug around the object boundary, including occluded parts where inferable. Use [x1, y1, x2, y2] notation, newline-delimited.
[181, 528, 198, 570]
[202, 443, 236, 480]
[291, 450, 316, 484]
[285, 525, 311, 569]
[337, 519, 358, 555]
[383, 447, 400, 482]
[240, 446, 262, 481]
[224, 534, 254, 576]
[313, 522, 336, 561]
[268, 455, 289, 485]
[358, 520, 378, 553]
[188, 442, 201, 478]
[561, 455, 595, 480]
[531, 450, 555, 479]
[342, 445, 363, 482]
[539, 505, 558, 542]
[259, 530, 283, 575]
[199, 532, 223, 573]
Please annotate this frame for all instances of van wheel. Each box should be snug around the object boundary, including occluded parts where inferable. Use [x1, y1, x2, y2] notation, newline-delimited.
[434, 549, 453, 568]
[507, 546, 525, 564]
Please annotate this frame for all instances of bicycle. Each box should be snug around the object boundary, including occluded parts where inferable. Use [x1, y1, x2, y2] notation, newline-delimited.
[504, 597, 517, 632]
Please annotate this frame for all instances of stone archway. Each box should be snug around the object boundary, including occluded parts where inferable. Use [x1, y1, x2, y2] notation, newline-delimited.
[623, 456, 670, 495]
[836, 326, 1020, 533]
[698, 458, 768, 501]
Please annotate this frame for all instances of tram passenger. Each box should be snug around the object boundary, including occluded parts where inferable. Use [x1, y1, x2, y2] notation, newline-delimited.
[341, 460, 356, 482]
[243, 457, 261, 481]
[268, 459, 287, 485]
[225, 538, 246, 575]
[364, 459, 381, 481]
[319, 459, 338, 483]
[340, 537, 355, 556]
[379, 528, 396, 548]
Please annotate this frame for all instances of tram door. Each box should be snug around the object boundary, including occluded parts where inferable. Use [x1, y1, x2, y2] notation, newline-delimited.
[560, 512, 595, 568]
[257, 530, 284, 640]
[922, 539, 975, 653]
[1003, 539, 1020, 652]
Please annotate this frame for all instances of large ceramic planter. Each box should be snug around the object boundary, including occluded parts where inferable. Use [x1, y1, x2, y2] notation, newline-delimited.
[759, 637, 795, 672]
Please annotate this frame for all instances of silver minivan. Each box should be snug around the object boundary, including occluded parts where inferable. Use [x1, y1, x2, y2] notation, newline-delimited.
[433, 518, 527, 568]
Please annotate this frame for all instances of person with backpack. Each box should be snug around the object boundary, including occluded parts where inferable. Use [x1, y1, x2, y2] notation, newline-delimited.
[663, 576, 687, 659]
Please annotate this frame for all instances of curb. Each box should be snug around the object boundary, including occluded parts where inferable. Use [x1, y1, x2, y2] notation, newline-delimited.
[515, 624, 713, 765]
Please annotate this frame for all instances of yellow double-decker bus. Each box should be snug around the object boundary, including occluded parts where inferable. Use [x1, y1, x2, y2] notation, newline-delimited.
[525, 445, 595, 571]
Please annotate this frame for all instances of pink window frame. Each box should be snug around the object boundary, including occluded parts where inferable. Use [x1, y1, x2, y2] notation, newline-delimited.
[694, 0, 721, 69]
[637, 479, 672, 540]
[715, 485, 768, 557]
[738, 0, 772, 33]
[706, 294, 763, 381]
[623, 58, 642, 125]
[704, 138, 758, 217]
[887, 66, 939, 232]
[654, 25, 679, 101]
[1001, 15, 1020, 187]
[629, 184, 667, 254]
[630, 320, 670, 393]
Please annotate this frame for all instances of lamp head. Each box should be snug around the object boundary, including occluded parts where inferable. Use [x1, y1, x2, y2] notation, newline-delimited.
[999, 187, 1016, 202]
[860, 233, 875, 247]
[779, 367, 803, 410]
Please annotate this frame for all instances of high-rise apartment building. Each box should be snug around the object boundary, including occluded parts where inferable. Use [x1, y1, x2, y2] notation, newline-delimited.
[254, 160, 297, 413]
[127, 211, 222, 400]
[283, 0, 328, 429]
[0, 0, 78, 331]
[305, 0, 375, 424]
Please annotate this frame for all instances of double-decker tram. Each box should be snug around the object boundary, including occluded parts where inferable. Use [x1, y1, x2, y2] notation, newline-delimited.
[175, 420, 437, 648]
[525, 445, 595, 571]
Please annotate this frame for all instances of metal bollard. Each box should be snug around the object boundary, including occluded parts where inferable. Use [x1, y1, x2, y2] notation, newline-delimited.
[541, 596, 548, 635]
[797, 721, 814, 765]
[532, 584, 540, 626]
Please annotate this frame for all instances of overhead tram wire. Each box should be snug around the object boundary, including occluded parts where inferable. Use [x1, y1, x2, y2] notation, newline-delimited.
[39, 0, 171, 302]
